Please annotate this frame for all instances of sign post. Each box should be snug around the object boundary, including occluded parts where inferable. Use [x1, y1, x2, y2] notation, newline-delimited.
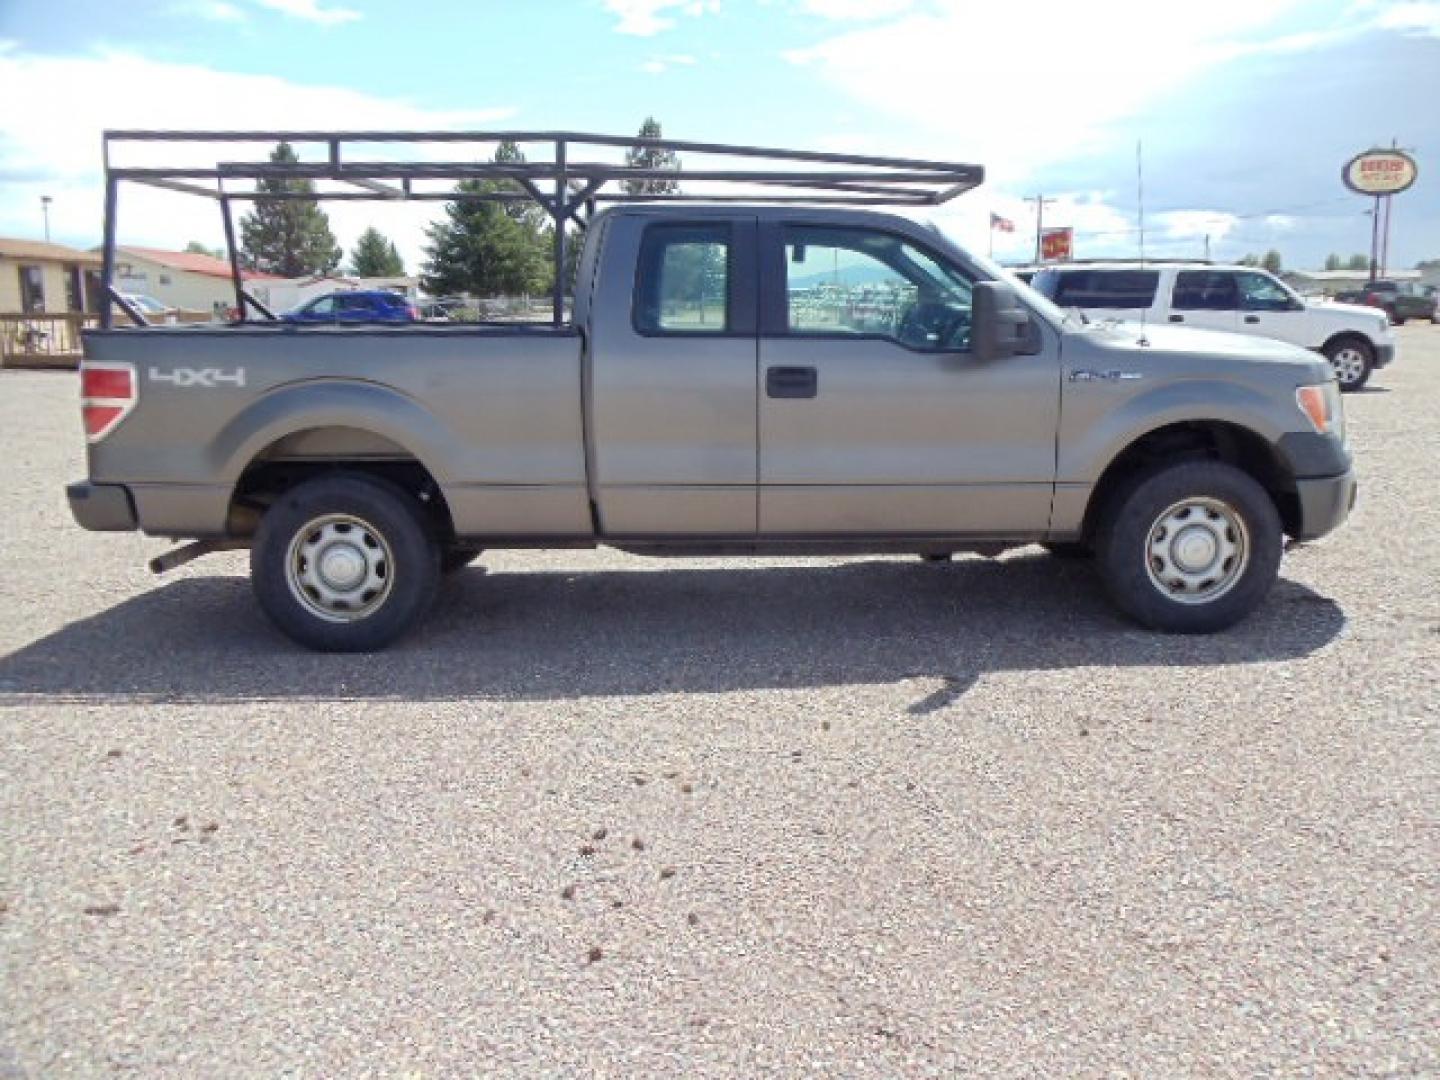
[1342, 148, 1417, 281]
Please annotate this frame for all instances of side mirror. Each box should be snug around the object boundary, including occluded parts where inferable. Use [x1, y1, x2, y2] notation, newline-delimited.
[972, 281, 1034, 362]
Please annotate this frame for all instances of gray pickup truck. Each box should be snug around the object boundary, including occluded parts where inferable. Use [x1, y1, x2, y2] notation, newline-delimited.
[68, 133, 1356, 650]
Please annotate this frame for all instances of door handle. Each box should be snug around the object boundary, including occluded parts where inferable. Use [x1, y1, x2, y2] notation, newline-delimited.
[766, 366, 818, 399]
[1168, 314, 1184, 322]
[1244, 314, 1260, 324]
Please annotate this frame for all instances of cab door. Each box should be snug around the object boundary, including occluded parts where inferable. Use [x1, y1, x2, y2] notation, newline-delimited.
[587, 215, 759, 537]
[756, 222, 1060, 537]
[1233, 270, 1311, 346]
[1167, 270, 1239, 333]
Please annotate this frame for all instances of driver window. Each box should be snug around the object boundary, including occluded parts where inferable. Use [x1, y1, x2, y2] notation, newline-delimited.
[1236, 272, 1295, 312]
[783, 226, 973, 351]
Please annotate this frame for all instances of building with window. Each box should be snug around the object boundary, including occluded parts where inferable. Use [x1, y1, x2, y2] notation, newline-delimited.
[113, 247, 283, 313]
[0, 238, 101, 314]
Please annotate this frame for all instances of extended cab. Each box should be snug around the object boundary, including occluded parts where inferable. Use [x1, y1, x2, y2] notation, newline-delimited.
[1032, 262, 1396, 391]
[68, 133, 1356, 651]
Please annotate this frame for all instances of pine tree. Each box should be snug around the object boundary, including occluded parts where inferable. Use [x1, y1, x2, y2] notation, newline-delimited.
[622, 117, 681, 196]
[1262, 250, 1282, 274]
[1324, 253, 1341, 271]
[239, 142, 343, 277]
[421, 180, 552, 298]
[349, 227, 405, 277]
[1346, 253, 1369, 271]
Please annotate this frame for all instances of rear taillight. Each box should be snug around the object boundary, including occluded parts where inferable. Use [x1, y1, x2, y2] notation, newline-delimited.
[80, 362, 137, 442]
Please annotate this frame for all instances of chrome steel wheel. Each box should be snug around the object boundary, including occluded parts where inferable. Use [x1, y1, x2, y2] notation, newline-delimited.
[1144, 497, 1249, 605]
[1330, 346, 1367, 386]
[285, 513, 394, 623]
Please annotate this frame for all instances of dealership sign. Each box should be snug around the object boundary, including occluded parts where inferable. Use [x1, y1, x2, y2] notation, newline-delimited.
[1342, 149, 1418, 196]
[1040, 227, 1073, 263]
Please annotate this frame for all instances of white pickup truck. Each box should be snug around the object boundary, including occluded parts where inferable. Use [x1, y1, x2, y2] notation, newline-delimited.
[1031, 262, 1396, 391]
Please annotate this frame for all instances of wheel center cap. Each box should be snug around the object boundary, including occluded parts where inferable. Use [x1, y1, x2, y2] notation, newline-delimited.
[1173, 526, 1218, 572]
[319, 544, 366, 590]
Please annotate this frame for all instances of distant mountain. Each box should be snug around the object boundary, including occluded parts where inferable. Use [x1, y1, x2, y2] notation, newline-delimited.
[788, 263, 901, 290]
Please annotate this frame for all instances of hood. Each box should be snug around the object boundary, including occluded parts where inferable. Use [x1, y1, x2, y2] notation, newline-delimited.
[1083, 320, 1316, 363]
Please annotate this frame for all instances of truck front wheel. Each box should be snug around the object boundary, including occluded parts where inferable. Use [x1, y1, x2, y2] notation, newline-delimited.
[1095, 461, 1282, 633]
[251, 473, 440, 652]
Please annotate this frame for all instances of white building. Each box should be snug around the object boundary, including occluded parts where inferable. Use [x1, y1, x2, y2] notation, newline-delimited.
[1287, 267, 1423, 296]
[113, 247, 283, 313]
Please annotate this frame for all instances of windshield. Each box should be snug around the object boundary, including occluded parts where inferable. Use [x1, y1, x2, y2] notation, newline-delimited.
[124, 294, 166, 313]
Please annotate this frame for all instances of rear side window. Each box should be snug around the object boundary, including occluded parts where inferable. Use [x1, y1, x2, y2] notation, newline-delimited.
[634, 224, 732, 334]
[1172, 271, 1238, 311]
[1044, 270, 1158, 309]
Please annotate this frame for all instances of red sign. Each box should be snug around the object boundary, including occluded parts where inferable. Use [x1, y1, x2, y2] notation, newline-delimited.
[1040, 227, 1073, 262]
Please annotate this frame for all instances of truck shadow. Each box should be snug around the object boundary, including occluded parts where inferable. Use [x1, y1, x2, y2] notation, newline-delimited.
[0, 554, 1345, 707]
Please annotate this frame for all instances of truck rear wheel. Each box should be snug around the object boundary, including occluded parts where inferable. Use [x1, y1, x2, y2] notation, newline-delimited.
[251, 473, 440, 652]
[1095, 461, 1281, 633]
[1324, 336, 1373, 392]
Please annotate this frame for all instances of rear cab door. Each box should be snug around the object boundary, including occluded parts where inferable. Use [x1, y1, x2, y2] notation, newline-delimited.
[1042, 267, 1161, 324]
[585, 212, 759, 537]
[1167, 270, 1239, 332]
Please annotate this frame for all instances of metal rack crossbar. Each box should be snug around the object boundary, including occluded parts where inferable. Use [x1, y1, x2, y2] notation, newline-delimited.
[99, 130, 984, 327]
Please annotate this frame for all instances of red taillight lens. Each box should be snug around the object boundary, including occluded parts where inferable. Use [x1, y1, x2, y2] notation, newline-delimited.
[80, 362, 137, 443]
[82, 366, 133, 399]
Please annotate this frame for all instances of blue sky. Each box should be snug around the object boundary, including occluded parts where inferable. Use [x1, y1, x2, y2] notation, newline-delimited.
[0, 0, 1436, 272]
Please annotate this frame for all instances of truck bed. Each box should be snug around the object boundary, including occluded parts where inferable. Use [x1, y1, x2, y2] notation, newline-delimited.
[81, 323, 593, 540]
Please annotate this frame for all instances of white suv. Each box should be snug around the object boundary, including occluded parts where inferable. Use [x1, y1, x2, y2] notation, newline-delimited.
[1032, 263, 1396, 391]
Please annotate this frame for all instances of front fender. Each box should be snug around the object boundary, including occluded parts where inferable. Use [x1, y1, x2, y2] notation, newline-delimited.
[1059, 378, 1290, 484]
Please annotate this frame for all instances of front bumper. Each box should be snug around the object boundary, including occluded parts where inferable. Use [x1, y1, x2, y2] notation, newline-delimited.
[1374, 342, 1395, 368]
[67, 481, 138, 532]
[1293, 468, 1357, 542]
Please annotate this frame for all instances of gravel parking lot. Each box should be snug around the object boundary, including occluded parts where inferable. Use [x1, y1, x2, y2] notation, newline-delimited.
[1, 327, 1437, 1076]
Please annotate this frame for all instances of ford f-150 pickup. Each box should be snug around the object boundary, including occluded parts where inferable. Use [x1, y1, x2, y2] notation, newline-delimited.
[67, 132, 1357, 650]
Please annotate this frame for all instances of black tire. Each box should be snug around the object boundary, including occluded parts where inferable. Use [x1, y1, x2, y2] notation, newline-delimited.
[1324, 335, 1373, 392]
[1041, 541, 1091, 559]
[1095, 461, 1282, 633]
[441, 546, 484, 575]
[251, 473, 440, 652]
[1392, 316, 1406, 327]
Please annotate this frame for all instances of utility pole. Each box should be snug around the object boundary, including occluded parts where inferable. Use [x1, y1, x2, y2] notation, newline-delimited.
[41, 195, 52, 243]
[1025, 195, 1057, 263]
[1203, 233, 1211, 261]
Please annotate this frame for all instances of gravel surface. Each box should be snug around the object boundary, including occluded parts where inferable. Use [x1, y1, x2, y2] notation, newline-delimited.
[1, 328, 1437, 1076]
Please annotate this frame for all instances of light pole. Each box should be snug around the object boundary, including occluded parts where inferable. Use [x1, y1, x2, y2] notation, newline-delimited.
[41, 195, 52, 243]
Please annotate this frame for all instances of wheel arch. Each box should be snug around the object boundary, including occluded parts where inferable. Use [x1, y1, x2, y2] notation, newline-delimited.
[1080, 419, 1300, 542]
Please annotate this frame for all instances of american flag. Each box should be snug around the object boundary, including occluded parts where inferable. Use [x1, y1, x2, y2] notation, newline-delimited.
[990, 212, 1015, 233]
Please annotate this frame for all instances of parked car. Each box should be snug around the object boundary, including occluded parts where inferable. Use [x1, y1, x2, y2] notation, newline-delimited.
[1333, 280, 1438, 325]
[283, 290, 419, 323]
[71, 205, 1356, 651]
[117, 293, 176, 323]
[1031, 262, 1396, 391]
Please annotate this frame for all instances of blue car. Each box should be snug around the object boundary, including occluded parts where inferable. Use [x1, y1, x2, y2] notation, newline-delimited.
[283, 290, 418, 324]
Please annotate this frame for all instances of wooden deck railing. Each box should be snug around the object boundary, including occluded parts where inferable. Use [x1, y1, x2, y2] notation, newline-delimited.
[0, 312, 99, 369]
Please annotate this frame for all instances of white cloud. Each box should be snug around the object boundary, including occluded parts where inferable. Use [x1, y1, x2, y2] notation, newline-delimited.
[799, 0, 913, 19]
[1366, 0, 1440, 34]
[604, 0, 720, 36]
[170, 0, 249, 22]
[250, 0, 361, 26]
[0, 47, 515, 271]
[640, 52, 697, 73]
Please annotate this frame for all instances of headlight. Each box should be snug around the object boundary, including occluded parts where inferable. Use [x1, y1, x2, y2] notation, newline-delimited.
[1297, 383, 1344, 440]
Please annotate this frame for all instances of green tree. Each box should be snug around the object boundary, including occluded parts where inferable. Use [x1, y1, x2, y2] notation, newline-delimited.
[421, 148, 553, 298]
[184, 240, 224, 260]
[1323, 253, 1341, 271]
[622, 116, 681, 196]
[239, 141, 343, 277]
[1238, 253, 1261, 267]
[349, 227, 405, 277]
[1346, 253, 1369, 271]
[1262, 250, 1282, 274]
